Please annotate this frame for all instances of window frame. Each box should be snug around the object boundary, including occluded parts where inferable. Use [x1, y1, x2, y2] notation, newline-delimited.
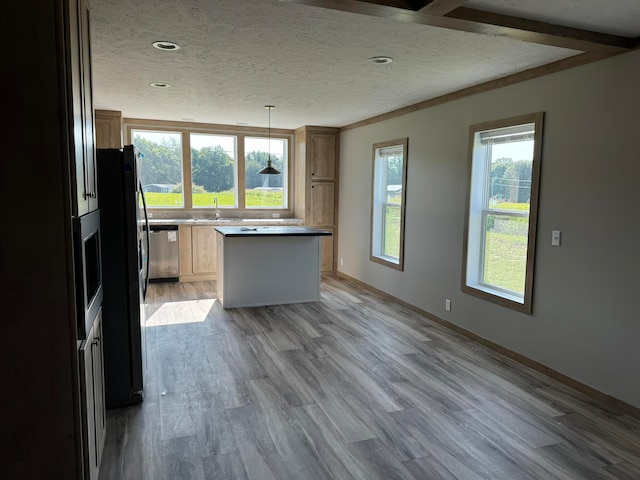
[461, 112, 544, 314]
[130, 129, 185, 208]
[190, 132, 239, 209]
[370, 138, 409, 271]
[125, 120, 292, 215]
[244, 135, 288, 209]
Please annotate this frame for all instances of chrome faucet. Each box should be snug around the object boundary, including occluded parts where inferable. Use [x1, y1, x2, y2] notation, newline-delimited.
[213, 196, 219, 219]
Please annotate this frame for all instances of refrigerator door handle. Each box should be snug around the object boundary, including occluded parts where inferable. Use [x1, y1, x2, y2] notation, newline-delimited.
[139, 180, 151, 300]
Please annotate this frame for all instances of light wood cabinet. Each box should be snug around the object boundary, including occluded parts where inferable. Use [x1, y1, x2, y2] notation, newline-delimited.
[294, 127, 339, 272]
[179, 225, 217, 281]
[321, 228, 335, 271]
[310, 182, 335, 226]
[68, 0, 98, 216]
[95, 110, 122, 148]
[179, 225, 194, 277]
[192, 225, 217, 274]
[310, 133, 336, 180]
[79, 308, 106, 480]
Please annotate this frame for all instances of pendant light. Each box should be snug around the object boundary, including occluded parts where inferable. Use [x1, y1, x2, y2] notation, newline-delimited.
[258, 105, 281, 175]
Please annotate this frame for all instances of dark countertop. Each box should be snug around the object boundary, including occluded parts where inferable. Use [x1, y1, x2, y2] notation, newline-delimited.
[215, 226, 332, 237]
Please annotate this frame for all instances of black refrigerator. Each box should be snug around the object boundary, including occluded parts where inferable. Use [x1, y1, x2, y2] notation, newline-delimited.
[97, 145, 150, 408]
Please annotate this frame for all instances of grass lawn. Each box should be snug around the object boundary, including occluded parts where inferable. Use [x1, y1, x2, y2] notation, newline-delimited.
[144, 190, 284, 208]
[384, 205, 401, 258]
[383, 200, 528, 293]
[483, 231, 527, 294]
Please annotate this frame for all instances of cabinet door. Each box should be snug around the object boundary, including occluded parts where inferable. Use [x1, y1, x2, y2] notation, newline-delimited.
[67, 0, 88, 216]
[91, 309, 106, 475]
[192, 226, 217, 274]
[321, 228, 334, 272]
[179, 225, 193, 276]
[80, 0, 98, 212]
[67, 0, 97, 215]
[95, 111, 122, 149]
[80, 309, 106, 480]
[79, 324, 97, 480]
[309, 133, 336, 181]
[310, 182, 335, 226]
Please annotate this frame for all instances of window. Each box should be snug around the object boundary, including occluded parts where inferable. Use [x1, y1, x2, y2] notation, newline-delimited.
[462, 112, 544, 313]
[129, 123, 290, 212]
[191, 133, 237, 208]
[132, 130, 184, 208]
[245, 136, 287, 208]
[370, 138, 408, 270]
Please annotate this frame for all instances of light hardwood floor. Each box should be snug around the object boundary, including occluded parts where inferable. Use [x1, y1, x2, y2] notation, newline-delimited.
[99, 276, 640, 480]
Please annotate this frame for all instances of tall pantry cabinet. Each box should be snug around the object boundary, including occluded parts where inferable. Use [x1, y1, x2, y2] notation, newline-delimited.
[294, 127, 340, 272]
[2, 1, 104, 478]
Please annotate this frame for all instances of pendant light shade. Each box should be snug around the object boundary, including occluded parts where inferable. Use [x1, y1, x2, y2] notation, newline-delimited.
[258, 105, 280, 175]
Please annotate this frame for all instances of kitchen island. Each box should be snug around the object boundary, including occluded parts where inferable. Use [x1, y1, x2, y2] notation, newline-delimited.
[215, 226, 331, 309]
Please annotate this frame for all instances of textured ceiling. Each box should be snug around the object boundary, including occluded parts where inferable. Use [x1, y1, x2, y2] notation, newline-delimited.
[90, 0, 638, 130]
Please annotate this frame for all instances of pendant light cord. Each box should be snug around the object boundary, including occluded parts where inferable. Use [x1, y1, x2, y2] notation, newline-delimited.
[268, 106, 271, 164]
[258, 105, 280, 174]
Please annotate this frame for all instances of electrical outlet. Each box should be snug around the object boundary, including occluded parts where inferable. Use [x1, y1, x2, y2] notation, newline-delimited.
[445, 299, 451, 312]
[340, 258, 344, 267]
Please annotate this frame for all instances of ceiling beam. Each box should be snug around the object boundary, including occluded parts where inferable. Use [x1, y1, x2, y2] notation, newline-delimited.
[279, 0, 635, 54]
[336, 0, 466, 13]
[420, 0, 469, 16]
[445, 8, 634, 53]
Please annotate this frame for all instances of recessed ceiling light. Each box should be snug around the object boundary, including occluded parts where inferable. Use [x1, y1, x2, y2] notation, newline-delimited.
[152, 41, 180, 51]
[370, 56, 393, 65]
[150, 82, 170, 88]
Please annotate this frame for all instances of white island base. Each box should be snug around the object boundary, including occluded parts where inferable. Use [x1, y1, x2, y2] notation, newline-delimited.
[215, 226, 331, 309]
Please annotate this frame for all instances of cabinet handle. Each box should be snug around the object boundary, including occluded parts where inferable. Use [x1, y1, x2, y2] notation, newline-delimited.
[92, 336, 100, 346]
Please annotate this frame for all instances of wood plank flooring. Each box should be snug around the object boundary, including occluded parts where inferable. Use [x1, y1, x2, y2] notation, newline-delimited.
[99, 276, 640, 480]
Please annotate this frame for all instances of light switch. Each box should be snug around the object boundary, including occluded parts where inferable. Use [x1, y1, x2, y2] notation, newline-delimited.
[552, 230, 561, 246]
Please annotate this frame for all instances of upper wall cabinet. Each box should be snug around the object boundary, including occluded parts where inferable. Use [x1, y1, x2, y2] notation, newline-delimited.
[95, 110, 123, 149]
[68, 0, 98, 216]
[310, 133, 336, 181]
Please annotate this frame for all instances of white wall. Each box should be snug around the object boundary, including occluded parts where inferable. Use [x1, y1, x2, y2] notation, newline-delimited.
[338, 49, 640, 408]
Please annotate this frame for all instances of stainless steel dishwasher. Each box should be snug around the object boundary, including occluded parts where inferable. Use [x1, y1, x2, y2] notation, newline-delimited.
[148, 225, 180, 282]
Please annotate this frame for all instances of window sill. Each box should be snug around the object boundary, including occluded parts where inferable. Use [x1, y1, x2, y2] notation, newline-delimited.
[462, 283, 531, 314]
[370, 253, 403, 271]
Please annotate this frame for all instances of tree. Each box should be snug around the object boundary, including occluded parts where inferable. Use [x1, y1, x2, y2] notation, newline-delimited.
[512, 160, 533, 203]
[192, 145, 234, 192]
[490, 158, 532, 203]
[386, 156, 403, 186]
[245, 151, 283, 189]
[134, 136, 182, 187]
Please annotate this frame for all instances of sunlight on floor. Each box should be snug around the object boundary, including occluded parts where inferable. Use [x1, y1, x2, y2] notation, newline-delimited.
[146, 299, 217, 327]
